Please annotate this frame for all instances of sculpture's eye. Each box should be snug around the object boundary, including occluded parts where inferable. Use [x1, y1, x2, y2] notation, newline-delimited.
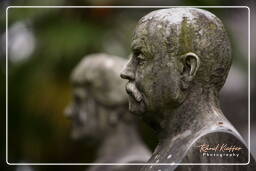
[74, 95, 82, 105]
[133, 50, 140, 57]
[138, 57, 145, 66]
[134, 50, 145, 65]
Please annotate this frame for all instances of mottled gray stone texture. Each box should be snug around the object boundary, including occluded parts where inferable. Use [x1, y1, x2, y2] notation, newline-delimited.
[65, 53, 151, 171]
[121, 8, 256, 171]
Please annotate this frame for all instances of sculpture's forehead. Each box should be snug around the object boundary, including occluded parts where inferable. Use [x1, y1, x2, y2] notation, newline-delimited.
[132, 9, 195, 49]
[73, 86, 87, 98]
[71, 55, 124, 83]
[132, 8, 222, 54]
[132, 20, 169, 49]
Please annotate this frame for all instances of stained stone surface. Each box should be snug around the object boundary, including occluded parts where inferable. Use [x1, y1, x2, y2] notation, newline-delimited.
[65, 53, 151, 171]
[120, 8, 256, 171]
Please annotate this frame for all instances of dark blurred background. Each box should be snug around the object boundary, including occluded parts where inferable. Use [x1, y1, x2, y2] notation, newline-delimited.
[1, 0, 255, 171]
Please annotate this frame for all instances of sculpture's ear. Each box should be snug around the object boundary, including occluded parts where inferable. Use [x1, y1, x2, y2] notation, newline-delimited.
[180, 52, 200, 89]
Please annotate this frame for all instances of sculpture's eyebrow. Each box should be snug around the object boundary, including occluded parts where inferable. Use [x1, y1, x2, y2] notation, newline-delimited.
[131, 38, 153, 59]
[131, 38, 142, 50]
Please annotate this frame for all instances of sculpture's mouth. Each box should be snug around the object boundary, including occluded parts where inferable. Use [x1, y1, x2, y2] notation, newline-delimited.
[125, 82, 143, 103]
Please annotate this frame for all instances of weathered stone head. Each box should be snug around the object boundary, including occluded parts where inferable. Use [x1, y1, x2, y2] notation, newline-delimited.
[65, 54, 128, 139]
[121, 8, 231, 128]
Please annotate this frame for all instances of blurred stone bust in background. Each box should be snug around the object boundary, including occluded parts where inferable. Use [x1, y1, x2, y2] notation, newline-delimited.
[121, 8, 256, 171]
[65, 53, 151, 171]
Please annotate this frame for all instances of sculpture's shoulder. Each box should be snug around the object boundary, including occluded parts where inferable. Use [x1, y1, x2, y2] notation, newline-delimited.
[140, 129, 256, 171]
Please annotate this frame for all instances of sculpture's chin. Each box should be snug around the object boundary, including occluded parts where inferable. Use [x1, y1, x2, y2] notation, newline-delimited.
[129, 105, 141, 115]
[71, 128, 99, 141]
[128, 95, 145, 116]
[71, 125, 92, 140]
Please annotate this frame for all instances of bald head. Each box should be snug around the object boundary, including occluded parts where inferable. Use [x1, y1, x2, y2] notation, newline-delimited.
[133, 8, 231, 91]
[71, 53, 128, 106]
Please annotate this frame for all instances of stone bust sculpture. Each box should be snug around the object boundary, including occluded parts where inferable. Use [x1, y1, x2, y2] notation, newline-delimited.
[65, 54, 151, 171]
[120, 8, 256, 171]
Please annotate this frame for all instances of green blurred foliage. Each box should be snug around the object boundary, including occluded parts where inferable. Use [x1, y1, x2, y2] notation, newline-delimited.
[5, 6, 155, 170]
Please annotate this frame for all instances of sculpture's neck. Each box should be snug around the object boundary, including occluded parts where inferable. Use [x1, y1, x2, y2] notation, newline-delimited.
[159, 87, 226, 141]
[96, 120, 143, 162]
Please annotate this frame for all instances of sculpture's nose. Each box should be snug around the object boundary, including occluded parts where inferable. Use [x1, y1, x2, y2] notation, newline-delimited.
[120, 58, 135, 81]
[64, 103, 74, 119]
